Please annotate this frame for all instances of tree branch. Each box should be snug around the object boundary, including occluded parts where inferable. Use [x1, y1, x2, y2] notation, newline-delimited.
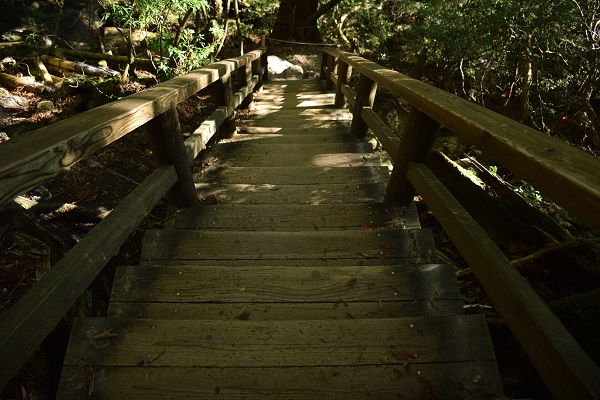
[300, 0, 346, 28]
[511, 238, 600, 267]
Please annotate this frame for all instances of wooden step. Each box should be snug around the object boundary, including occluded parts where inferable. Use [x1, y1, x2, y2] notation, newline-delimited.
[194, 166, 390, 185]
[141, 229, 435, 262]
[195, 182, 387, 204]
[108, 298, 463, 320]
[239, 118, 350, 129]
[110, 264, 460, 304]
[221, 131, 356, 144]
[211, 142, 373, 157]
[245, 108, 352, 122]
[57, 315, 503, 399]
[59, 362, 502, 399]
[172, 203, 419, 230]
[202, 152, 390, 168]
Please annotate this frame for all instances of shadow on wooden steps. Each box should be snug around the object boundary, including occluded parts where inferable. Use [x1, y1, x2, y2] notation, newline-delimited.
[57, 79, 503, 399]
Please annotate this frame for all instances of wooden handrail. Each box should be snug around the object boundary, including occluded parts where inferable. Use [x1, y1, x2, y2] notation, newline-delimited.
[0, 49, 266, 207]
[322, 47, 600, 234]
[322, 48, 600, 399]
[0, 47, 267, 389]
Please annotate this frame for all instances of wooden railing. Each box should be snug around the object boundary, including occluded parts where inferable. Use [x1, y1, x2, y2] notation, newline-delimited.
[0, 47, 267, 388]
[321, 47, 600, 399]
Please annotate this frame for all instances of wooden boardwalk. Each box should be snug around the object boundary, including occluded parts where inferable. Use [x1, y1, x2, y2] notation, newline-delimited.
[57, 80, 504, 398]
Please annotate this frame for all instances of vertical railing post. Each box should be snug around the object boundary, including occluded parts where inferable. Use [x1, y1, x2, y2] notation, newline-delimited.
[261, 36, 269, 83]
[384, 107, 440, 205]
[252, 53, 264, 93]
[325, 54, 336, 91]
[320, 51, 328, 81]
[239, 59, 255, 111]
[350, 73, 377, 139]
[146, 107, 197, 208]
[213, 69, 237, 138]
[334, 60, 351, 108]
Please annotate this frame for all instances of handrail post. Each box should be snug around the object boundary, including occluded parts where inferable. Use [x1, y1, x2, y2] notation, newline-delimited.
[350, 73, 377, 139]
[252, 55, 264, 93]
[384, 107, 440, 205]
[261, 50, 269, 82]
[213, 70, 237, 138]
[239, 60, 255, 110]
[325, 55, 336, 91]
[146, 107, 197, 208]
[334, 60, 351, 108]
[320, 51, 328, 81]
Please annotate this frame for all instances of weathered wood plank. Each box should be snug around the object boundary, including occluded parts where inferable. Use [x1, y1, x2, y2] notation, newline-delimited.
[221, 131, 355, 144]
[141, 229, 435, 261]
[237, 125, 349, 135]
[361, 107, 401, 160]
[238, 118, 351, 129]
[0, 50, 265, 205]
[323, 48, 600, 233]
[243, 108, 352, 122]
[202, 152, 390, 168]
[173, 203, 419, 230]
[107, 299, 463, 320]
[111, 264, 460, 303]
[62, 315, 495, 367]
[385, 108, 439, 205]
[58, 362, 503, 399]
[184, 106, 229, 162]
[0, 166, 177, 389]
[194, 182, 386, 204]
[212, 142, 372, 157]
[139, 258, 428, 267]
[195, 166, 389, 185]
[406, 162, 600, 399]
[146, 107, 197, 207]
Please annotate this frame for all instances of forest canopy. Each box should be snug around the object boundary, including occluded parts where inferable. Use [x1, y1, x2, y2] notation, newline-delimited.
[94, 0, 598, 149]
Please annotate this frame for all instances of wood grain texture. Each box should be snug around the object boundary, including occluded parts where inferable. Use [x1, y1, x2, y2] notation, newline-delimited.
[62, 315, 495, 367]
[323, 48, 600, 232]
[211, 142, 372, 157]
[194, 166, 389, 185]
[110, 264, 460, 303]
[0, 50, 264, 205]
[172, 202, 420, 230]
[201, 152, 390, 168]
[406, 162, 600, 399]
[141, 229, 435, 261]
[361, 107, 401, 160]
[194, 182, 386, 204]
[58, 362, 503, 399]
[0, 166, 177, 389]
[107, 299, 463, 320]
[184, 106, 229, 162]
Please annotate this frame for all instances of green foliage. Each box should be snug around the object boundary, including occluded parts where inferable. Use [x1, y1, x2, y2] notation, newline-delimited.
[102, 0, 211, 77]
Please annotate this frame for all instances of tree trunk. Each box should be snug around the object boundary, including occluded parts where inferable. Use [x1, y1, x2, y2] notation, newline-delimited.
[271, 0, 321, 42]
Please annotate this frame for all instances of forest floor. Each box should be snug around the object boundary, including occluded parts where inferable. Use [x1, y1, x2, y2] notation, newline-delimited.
[1, 41, 599, 399]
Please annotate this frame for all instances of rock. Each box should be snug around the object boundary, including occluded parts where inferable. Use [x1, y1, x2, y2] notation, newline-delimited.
[0, 92, 29, 113]
[267, 55, 304, 80]
[37, 100, 55, 111]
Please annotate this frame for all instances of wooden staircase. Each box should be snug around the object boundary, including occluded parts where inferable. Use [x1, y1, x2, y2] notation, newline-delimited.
[57, 80, 504, 398]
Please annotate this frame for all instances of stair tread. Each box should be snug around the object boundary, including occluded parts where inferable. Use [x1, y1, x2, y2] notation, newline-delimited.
[141, 229, 435, 262]
[172, 202, 420, 230]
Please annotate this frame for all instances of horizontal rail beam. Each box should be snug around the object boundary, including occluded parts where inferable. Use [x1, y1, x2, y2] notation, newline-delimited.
[0, 165, 178, 389]
[406, 162, 600, 399]
[323, 48, 600, 233]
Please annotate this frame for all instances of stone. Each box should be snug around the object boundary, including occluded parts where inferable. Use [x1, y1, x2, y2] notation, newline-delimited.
[267, 55, 304, 80]
[0, 93, 29, 113]
[37, 100, 55, 111]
